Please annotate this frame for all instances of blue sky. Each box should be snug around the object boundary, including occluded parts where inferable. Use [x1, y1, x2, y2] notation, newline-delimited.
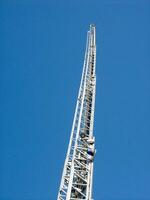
[0, 0, 150, 200]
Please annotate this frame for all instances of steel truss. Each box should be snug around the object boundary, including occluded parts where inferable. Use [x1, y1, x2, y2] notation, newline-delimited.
[57, 24, 96, 200]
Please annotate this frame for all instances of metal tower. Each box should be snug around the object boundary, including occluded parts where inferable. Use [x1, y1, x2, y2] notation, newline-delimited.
[57, 24, 96, 200]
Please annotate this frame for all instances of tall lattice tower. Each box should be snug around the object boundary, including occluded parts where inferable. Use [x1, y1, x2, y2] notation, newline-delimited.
[57, 24, 96, 200]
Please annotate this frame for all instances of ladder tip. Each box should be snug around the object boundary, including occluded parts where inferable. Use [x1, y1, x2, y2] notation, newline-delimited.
[90, 24, 96, 28]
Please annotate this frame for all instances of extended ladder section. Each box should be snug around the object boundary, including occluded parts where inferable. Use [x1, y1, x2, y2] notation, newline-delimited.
[57, 24, 96, 200]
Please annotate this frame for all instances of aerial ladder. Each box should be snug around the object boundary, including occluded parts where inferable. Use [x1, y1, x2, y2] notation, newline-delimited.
[57, 24, 96, 200]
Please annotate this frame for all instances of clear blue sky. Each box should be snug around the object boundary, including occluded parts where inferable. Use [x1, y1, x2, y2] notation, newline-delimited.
[0, 0, 150, 200]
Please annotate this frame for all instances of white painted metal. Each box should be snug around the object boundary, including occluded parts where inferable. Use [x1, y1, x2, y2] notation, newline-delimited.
[57, 24, 96, 200]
